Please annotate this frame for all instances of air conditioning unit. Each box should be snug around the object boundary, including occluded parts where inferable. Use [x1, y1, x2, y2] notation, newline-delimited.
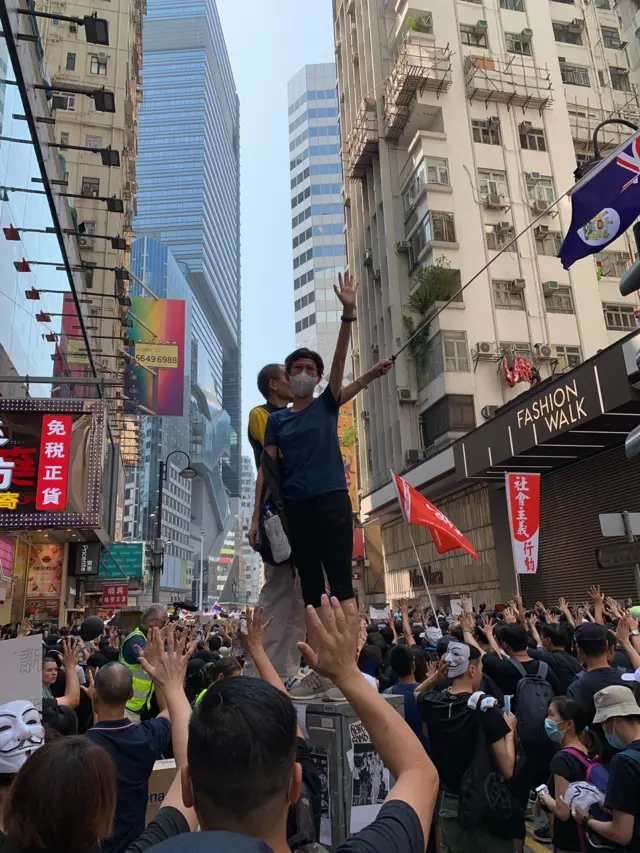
[474, 19, 488, 31]
[543, 280, 559, 295]
[533, 199, 548, 213]
[398, 388, 416, 404]
[509, 279, 526, 292]
[520, 28, 533, 40]
[536, 344, 553, 358]
[396, 240, 410, 253]
[481, 404, 499, 420]
[497, 220, 512, 233]
[78, 235, 94, 248]
[519, 120, 533, 131]
[528, 171, 542, 180]
[405, 448, 421, 466]
[360, 410, 370, 421]
[534, 224, 550, 238]
[364, 248, 373, 267]
[476, 341, 494, 355]
[485, 193, 505, 209]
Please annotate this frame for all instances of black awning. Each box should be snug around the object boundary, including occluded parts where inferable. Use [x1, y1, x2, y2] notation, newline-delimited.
[454, 335, 640, 481]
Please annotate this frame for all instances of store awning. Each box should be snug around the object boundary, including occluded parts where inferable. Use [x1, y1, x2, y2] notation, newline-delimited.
[454, 331, 640, 481]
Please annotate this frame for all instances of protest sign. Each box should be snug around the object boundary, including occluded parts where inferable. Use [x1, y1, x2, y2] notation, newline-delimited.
[0, 634, 42, 710]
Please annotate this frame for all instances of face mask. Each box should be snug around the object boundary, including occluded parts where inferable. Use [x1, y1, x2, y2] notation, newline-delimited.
[290, 373, 316, 398]
[544, 718, 565, 743]
[0, 701, 44, 774]
[605, 723, 625, 751]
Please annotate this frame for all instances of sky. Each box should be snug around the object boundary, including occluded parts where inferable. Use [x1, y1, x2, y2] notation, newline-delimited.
[216, 0, 335, 454]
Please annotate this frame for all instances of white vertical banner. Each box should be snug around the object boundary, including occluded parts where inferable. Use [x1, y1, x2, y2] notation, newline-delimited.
[505, 473, 541, 575]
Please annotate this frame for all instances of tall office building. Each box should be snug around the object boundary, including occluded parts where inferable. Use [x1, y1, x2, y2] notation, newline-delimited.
[133, 0, 241, 591]
[289, 64, 348, 369]
[334, 0, 640, 602]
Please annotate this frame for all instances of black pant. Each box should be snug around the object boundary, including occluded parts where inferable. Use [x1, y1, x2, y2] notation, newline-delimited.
[285, 489, 354, 608]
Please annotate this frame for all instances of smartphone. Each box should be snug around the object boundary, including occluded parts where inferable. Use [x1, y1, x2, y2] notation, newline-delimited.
[240, 617, 247, 634]
[504, 695, 512, 715]
[535, 784, 549, 795]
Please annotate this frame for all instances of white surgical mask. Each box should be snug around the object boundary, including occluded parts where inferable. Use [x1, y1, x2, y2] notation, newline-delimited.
[290, 373, 317, 398]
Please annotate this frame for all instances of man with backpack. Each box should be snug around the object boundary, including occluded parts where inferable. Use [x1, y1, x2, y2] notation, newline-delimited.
[572, 685, 640, 851]
[417, 641, 520, 853]
[529, 622, 582, 693]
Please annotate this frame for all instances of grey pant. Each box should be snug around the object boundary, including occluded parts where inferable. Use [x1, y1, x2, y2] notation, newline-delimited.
[243, 561, 306, 678]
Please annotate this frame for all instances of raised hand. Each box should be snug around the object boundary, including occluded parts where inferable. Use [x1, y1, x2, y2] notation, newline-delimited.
[334, 271, 358, 316]
[62, 637, 79, 670]
[244, 607, 274, 656]
[136, 627, 193, 694]
[503, 606, 517, 624]
[297, 595, 360, 683]
[589, 585, 604, 605]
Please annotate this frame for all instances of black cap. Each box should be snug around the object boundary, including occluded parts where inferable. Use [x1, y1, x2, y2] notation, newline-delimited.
[575, 622, 607, 653]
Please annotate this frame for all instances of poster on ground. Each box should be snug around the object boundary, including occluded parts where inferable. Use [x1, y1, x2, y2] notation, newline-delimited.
[348, 721, 389, 833]
[310, 747, 332, 846]
[505, 473, 541, 575]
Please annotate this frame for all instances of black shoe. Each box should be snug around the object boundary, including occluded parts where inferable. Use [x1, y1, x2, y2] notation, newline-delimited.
[534, 823, 552, 843]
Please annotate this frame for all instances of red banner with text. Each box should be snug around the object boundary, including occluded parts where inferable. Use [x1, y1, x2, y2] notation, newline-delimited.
[102, 584, 128, 609]
[505, 472, 541, 574]
[35, 416, 72, 511]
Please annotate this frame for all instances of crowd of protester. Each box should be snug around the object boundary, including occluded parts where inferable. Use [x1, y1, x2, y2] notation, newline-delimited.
[0, 585, 640, 853]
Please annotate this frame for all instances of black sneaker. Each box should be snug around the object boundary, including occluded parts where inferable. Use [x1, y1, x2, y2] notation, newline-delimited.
[534, 823, 552, 843]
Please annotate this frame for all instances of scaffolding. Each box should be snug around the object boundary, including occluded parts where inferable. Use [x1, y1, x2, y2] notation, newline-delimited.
[347, 98, 379, 181]
[464, 53, 553, 112]
[567, 94, 640, 152]
[383, 33, 453, 142]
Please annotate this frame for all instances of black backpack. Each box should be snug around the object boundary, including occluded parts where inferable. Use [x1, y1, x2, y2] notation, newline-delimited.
[458, 695, 523, 838]
[509, 658, 554, 748]
[255, 449, 292, 568]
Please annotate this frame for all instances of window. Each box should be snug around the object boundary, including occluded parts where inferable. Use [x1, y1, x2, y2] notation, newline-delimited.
[81, 177, 100, 197]
[493, 280, 525, 310]
[460, 24, 488, 48]
[595, 0, 613, 8]
[555, 345, 582, 369]
[54, 94, 75, 110]
[85, 135, 102, 149]
[604, 303, 636, 331]
[535, 231, 563, 256]
[421, 395, 476, 447]
[506, 33, 532, 55]
[520, 126, 547, 151]
[83, 221, 96, 235]
[422, 332, 470, 387]
[502, 342, 533, 360]
[485, 223, 514, 251]
[560, 62, 590, 86]
[478, 169, 508, 201]
[501, 0, 525, 9]
[65, 52, 76, 71]
[409, 211, 456, 263]
[426, 157, 450, 186]
[610, 67, 631, 92]
[90, 55, 108, 75]
[527, 174, 555, 204]
[601, 26, 622, 50]
[553, 22, 583, 45]
[60, 132, 69, 146]
[545, 285, 575, 314]
[595, 251, 631, 278]
[472, 118, 501, 145]
[402, 157, 450, 214]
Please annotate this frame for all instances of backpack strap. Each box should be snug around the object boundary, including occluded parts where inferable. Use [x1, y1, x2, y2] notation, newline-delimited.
[537, 661, 549, 681]
[562, 747, 591, 769]
[508, 657, 527, 678]
[620, 747, 640, 765]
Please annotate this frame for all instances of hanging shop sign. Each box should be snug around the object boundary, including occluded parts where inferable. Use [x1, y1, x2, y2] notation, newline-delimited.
[69, 542, 101, 577]
[99, 542, 144, 579]
[505, 473, 541, 575]
[102, 583, 128, 608]
[133, 343, 179, 369]
[0, 399, 106, 530]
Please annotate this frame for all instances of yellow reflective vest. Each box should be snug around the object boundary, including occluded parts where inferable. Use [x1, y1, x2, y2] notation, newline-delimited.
[119, 627, 154, 713]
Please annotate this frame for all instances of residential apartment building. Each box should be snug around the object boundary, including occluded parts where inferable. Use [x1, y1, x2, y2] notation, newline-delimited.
[289, 64, 348, 368]
[36, 0, 143, 444]
[334, 0, 640, 604]
[240, 455, 263, 604]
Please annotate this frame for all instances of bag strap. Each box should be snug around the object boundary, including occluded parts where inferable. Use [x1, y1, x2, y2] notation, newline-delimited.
[537, 660, 549, 680]
[508, 657, 527, 678]
[260, 450, 287, 516]
[620, 747, 640, 765]
[562, 747, 591, 769]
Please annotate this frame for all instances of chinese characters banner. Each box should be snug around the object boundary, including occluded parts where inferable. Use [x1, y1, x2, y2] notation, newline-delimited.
[101, 584, 128, 609]
[35, 416, 72, 511]
[505, 473, 541, 575]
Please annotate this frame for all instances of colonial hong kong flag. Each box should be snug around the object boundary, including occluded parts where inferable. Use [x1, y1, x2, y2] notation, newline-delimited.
[392, 472, 479, 559]
[559, 128, 640, 270]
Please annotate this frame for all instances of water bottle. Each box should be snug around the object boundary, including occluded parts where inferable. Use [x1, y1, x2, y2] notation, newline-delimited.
[263, 505, 291, 563]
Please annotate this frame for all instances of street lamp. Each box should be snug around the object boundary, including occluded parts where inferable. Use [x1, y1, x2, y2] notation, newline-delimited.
[198, 527, 206, 612]
[152, 450, 199, 601]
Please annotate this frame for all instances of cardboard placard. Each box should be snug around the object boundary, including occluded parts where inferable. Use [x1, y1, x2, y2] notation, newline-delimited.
[146, 758, 177, 824]
[0, 634, 43, 711]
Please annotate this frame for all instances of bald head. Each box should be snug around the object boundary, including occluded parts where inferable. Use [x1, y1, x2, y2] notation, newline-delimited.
[94, 662, 133, 707]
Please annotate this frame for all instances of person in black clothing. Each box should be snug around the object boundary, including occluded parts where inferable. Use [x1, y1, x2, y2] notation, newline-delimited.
[536, 697, 592, 853]
[529, 623, 582, 694]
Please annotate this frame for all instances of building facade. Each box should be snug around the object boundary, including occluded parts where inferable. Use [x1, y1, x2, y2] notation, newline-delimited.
[240, 455, 263, 604]
[135, 0, 241, 507]
[289, 63, 348, 369]
[334, 0, 640, 604]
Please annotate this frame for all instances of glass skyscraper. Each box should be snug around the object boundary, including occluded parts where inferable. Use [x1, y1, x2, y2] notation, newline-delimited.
[288, 64, 346, 369]
[135, 0, 241, 502]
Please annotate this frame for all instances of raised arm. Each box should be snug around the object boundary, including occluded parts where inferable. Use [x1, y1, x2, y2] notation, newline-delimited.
[329, 271, 359, 400]
[338, 360, 393, 406]
[57, 639, 80, 709]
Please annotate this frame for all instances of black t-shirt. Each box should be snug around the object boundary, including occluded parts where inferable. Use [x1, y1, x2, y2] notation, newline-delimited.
[547, 749, 589, 852]
[482, 655, 561, 705]
[604, 741, 640, 853]
[418, 689, 510, 794]
[129, 801, 424, 853]
[529, 648, 582, 694]
[567, 667, 628, 724]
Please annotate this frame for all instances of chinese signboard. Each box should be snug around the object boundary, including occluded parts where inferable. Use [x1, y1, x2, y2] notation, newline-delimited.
[505, 473, 541, 575]
[35, 415, 72, 510]
[102, 584, 128, 608]
[99, 542, 144, 579]
[0, 400, 105, 530]
[69, 542, 101, 577]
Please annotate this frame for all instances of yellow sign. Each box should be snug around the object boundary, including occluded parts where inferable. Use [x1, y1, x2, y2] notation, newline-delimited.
[66, 339, 89, 365]
[134, 343, 179, 369]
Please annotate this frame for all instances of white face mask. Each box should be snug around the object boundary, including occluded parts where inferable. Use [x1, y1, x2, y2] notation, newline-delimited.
[0, 700, 44, 774]
[290, 373, 317, 398]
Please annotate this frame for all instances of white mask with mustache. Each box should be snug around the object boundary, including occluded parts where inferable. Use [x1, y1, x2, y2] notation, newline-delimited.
[0, 700, 44, 774]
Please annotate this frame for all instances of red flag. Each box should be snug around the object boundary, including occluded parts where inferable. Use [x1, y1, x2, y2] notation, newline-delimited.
[392, 472, 479, 560]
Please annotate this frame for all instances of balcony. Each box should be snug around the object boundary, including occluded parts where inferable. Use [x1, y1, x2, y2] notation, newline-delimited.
[384, 33, 453, 142]
[464, 53, 553, 111]
[347, 98, 379, 181]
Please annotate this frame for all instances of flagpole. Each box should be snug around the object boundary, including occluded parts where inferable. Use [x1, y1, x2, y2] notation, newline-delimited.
[406, 526, 437, 615]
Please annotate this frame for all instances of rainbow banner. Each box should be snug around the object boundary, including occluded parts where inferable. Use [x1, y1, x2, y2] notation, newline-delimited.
[129, 297, 186, 416]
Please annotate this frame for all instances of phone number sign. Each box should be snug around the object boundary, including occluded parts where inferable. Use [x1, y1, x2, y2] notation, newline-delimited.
[133, 343, 178, 369]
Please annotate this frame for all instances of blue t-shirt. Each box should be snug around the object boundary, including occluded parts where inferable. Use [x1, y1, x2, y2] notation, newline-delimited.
[264, 385, 347, 501]
[390, 682, 430, 753]
[87, 716, 172, 853]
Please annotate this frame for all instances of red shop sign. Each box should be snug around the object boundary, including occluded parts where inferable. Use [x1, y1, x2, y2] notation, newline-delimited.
[101, 584, 128, 608]
[35, 416, 72, 511]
